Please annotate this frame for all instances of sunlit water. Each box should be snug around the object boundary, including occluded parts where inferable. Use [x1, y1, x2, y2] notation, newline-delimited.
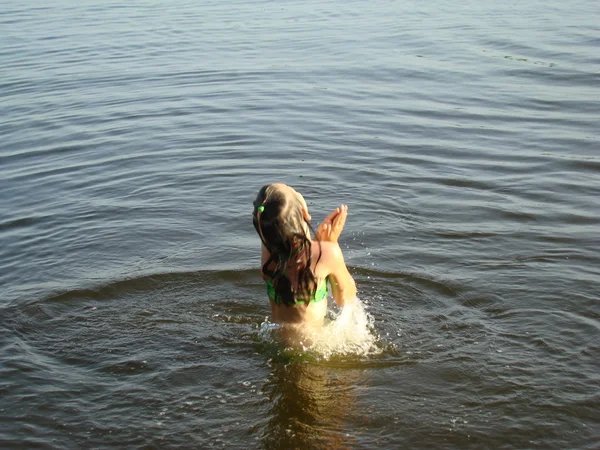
[259, 298, 382, 359]
[1, 0, 599, 448]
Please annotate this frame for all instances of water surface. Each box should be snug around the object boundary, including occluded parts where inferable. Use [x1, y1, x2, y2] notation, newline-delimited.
[1, 0, 599, 448]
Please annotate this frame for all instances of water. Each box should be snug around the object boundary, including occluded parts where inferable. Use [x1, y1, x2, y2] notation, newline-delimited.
[1, 0, 599, 448]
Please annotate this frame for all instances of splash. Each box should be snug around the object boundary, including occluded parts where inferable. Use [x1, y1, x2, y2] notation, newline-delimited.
[259, 298, 381, 359]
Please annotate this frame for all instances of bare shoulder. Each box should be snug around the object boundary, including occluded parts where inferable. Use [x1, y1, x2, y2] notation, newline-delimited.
[319, 240, 343, 258]
[312, 240, 344, 270]
[312, 239, 356, 304]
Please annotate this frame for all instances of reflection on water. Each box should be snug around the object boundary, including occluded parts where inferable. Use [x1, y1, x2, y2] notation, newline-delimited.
[256, 300, 376, 448]
[261, 358, 363, 450]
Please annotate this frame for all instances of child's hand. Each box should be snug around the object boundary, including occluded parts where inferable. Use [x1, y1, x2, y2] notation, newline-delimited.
[316, 205, 348, 243]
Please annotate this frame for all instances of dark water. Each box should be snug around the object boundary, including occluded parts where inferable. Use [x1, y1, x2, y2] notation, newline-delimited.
[1, 0, 599, 448]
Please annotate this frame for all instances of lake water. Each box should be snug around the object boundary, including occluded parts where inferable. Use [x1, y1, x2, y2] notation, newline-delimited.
[1, 0, 599, 448]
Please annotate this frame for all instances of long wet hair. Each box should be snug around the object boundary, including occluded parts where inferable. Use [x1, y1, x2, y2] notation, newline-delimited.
[252, 184, 321, 306]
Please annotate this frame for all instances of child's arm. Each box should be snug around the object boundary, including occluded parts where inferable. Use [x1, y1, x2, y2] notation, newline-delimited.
[326, 242, 357, 306]
[316, 205, 355, 305]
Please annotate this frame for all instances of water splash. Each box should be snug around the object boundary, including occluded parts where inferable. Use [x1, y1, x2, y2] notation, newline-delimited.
[259, 298, 381, 359]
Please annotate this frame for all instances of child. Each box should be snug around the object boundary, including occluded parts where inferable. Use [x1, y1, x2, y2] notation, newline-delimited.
[252, 183, 356, 326]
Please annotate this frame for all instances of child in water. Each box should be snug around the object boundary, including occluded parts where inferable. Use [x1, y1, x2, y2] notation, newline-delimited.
[252, 183, 357, 328]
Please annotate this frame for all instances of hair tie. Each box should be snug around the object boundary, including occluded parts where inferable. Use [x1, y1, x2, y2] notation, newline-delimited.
[256, 204, 267, 246]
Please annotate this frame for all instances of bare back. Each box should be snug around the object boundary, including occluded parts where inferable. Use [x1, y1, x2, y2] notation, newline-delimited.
[261, 240, 356, 326]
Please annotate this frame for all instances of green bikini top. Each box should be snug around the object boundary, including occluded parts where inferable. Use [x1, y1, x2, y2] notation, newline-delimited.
[265, 278, 328, 305]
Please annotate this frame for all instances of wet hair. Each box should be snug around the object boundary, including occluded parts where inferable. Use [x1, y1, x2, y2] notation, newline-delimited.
[252, 184, 321, 306]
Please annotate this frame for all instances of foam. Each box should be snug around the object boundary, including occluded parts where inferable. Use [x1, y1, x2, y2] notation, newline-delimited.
[259, 298, 381, 359]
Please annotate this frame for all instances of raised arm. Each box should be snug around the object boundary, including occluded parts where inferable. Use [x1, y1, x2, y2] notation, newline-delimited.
[315, 205, 356, 305]
[324, 242, 356, 306]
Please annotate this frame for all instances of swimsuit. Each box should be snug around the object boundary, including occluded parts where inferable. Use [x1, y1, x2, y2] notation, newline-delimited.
[265, 278, 328, 305]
